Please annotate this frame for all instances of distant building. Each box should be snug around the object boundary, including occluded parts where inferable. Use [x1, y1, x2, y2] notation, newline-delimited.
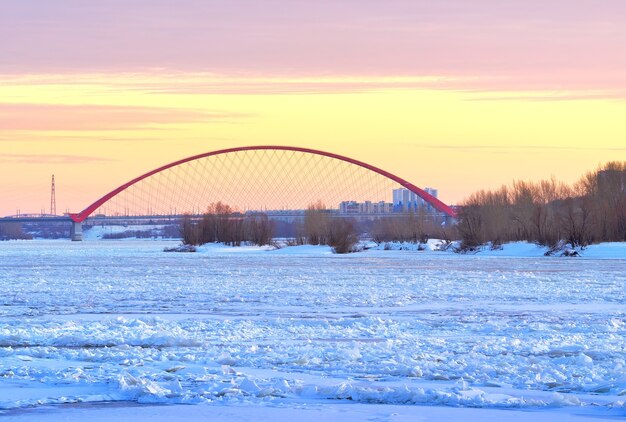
[423, 187, 438, 213]
[339, 200, 393, 214]
[339, 187, 441, 215]
[392, 189, 411, 212]
[392, 187, 438, 212]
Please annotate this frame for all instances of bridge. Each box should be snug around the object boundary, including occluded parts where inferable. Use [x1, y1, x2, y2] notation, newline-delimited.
[5, 146, 457, 240]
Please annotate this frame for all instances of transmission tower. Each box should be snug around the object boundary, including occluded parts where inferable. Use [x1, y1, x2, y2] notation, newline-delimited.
[50, 174, 56, 216]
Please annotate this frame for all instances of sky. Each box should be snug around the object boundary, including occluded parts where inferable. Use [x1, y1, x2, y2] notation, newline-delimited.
[1, 0, 625, 215]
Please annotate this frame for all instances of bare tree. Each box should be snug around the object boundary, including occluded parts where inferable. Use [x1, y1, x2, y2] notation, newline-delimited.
[244, 213, 274, 246]
[0, 222, 31, 240]
[303, 201, 330, 245]
[457, 202, 485, 250]
[181, 214, 199, 245]
[457, 161, 624, 248]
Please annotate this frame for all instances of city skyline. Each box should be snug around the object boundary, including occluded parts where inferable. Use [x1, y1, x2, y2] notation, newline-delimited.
[1, 1, 625, 216]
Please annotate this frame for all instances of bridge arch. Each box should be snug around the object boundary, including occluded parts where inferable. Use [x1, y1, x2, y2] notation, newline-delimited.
[69, 146, 456, 223]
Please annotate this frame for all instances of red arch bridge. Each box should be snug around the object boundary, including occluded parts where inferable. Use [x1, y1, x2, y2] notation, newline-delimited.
[8, 146, 458, 240]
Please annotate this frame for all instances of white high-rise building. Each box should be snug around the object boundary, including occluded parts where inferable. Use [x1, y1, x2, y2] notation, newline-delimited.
[393, 187, 438, 212]
[392, 188, 411, 211]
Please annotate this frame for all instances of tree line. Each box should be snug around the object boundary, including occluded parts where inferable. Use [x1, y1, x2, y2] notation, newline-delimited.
[180, 200, 454, 253]
[0, 222, 32, 241]
[181, 202, 273, 247]
[457, 162, 625, 250]
[180, 200, 363, 253]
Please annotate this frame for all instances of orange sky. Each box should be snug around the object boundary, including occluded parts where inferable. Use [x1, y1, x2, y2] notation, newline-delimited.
[1, 1, 625, 216]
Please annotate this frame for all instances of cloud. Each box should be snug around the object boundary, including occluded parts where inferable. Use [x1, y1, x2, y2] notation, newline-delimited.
[465, 91, 626, 102]
[0, 103, 250, 131]
[413, 144, 626, 153]
[0, 72, 483, 96]
[3, 72, 626, 99]
[0, 133, 234, 143]
[139, 77, 462, 95]
[0, 153, 115, 164]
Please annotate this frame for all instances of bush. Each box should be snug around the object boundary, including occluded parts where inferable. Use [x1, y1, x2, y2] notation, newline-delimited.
[327, 218, 359, 254]
[299, 202, 359, 253]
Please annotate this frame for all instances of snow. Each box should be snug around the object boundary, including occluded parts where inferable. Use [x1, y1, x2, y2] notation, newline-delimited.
[2, 401, 625, 422]
[580, 242, 626, 259]
[270, 244, 335, 255]
[0, 240, 624, 421]
[82, 225, 178, 241]
[81, 224, 626, 259]
[374, 240, 626, 258]
[82, 225, 157, 240]
[469, 241, 626, 258]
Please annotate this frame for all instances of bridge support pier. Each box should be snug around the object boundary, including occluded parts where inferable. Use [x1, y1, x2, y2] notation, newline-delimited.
[70, 221, 83, 241]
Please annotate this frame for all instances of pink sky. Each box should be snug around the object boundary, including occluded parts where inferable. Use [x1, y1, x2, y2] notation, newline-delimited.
[2, 0, 626, 91]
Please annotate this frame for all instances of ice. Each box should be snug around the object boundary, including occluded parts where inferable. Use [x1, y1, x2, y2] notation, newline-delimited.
[0, 240, 624, 420]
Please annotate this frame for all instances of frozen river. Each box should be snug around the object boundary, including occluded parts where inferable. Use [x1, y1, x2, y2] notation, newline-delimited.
[0, 240, 625, 420]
